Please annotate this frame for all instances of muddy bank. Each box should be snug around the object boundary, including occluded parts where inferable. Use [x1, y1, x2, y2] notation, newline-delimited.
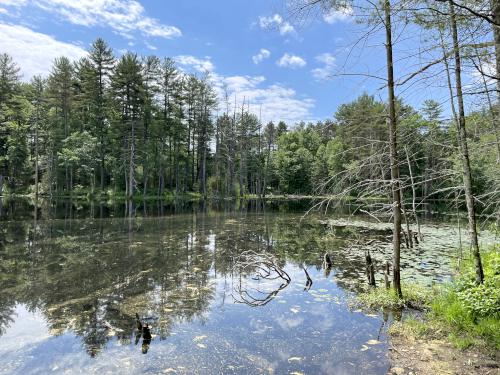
[387, 334, 499, 375]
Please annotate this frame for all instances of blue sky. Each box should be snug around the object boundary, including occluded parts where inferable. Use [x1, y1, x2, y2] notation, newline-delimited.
[0, 0, 460, 124]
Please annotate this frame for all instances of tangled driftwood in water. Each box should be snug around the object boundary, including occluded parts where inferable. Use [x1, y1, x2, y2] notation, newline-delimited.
[300, 265, 313, 291]
[233, 250, 291, 307]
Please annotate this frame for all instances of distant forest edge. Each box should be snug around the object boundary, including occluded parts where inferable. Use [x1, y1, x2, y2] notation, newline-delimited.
[0, 39, 498, 215]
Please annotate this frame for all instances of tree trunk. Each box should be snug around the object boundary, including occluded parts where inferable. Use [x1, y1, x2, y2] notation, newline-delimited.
[491, 0, 500, 162]
[449, 0, 484, 284]
[35, 118, 39, 200]
[100, 147, 105, 193]
[384, 0, 403, 298]
[128, 120, 136, 199]
[404, 146, 421, 240]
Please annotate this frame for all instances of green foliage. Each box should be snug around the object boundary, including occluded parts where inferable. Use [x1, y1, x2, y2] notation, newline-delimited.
[0, 40, 499, 207]
[420, 247, 499, 349]
[274, 127, 321, 194]
[358, 246, 500, 350]
[454, 248, 500, 318]
[354, 284, 434, 310]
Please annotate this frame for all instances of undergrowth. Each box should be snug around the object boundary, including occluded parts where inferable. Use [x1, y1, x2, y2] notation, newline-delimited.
[356, 245, 500, 350]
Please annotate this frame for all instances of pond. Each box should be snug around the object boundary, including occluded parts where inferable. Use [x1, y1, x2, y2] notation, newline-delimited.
[0, 198, 496, 374]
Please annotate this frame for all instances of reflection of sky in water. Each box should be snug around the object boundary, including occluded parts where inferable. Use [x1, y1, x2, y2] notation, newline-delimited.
[0, 269, 389, 374]
[0, 207, 496, 375]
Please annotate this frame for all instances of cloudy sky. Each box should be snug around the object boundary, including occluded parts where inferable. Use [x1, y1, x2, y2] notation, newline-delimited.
[0, 0, 441, 124]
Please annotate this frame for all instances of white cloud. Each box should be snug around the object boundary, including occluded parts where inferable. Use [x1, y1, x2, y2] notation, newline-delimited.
[221, 75, 266, 93]
[2, 0, 181, 40]
[259, 14, 295, 35]
[252, 48, 271, 64]
[0, 23, 87, 80]
[210, 73, 314, 124]
[175, 55, 214, 73]
[323, 5, 354, 24]
[0, 0, 27, 6]
[311, 53, 336, 81]
[276, 53, 306, 69]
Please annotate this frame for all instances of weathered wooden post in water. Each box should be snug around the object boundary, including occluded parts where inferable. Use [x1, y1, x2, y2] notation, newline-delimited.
[365, 250, 376, 287]
[384, 261, 391, 289]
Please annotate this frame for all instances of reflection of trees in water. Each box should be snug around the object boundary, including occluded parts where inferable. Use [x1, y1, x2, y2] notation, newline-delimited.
[0, 214, 217, 355]
[0, 201, 403, 356]
[0, 220, 31, 336]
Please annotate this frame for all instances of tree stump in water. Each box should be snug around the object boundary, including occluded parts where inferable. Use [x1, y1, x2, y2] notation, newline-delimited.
[384, 261, 391, 289]
[365, 251, 376, 287]
[323, 253, 332, 269]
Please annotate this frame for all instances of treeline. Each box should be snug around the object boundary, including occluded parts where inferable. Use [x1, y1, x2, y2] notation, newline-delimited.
[0, 39, 297, 199]
[0, 38, 499, 213]
[273, 95, 498, 211]
[0, 39, 273, 199]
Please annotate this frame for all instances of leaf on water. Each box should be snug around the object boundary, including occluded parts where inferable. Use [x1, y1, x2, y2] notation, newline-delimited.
[287, 357, 302, 362]
[360, 345, 369, 351]
[366, 339, 381, 345]
[290, 372, 304, 375]
[193, 335, 207, 342]
[196, 343, 207, 349]
[290, 307, 300, 314]
[163, 368, 177, 373]
[192, 267, 201, 272]
[365, 313, 378, 318]
[318, 289, 328, 293]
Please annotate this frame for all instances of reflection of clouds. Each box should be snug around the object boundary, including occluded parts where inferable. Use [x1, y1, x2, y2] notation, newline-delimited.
[249, 317, 274, 334]
[0, 305, 50, 353]
[275, 314, 304, 330]
[1, 210, 396, 373]
[320, 360, 355, 375]
[307, 303, 335, 331]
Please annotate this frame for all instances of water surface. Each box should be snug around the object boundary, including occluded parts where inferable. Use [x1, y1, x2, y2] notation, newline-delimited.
[0, 199, 495, 374]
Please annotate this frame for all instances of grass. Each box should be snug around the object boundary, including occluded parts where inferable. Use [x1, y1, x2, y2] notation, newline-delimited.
[354, 284, 435, 310]
[356, 245, 500, 351]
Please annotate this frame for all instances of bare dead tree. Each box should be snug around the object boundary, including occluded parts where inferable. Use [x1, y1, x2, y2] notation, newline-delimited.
[449, 0, 484, 284]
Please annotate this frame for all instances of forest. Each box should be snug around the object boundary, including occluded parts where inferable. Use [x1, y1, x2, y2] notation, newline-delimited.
[0, 0, 499, 373]
[0, 41, 498, 207]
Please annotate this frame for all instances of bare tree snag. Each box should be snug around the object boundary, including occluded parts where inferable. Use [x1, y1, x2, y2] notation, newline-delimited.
[384, 0, 403, 298]
[449, 0, 484, 284]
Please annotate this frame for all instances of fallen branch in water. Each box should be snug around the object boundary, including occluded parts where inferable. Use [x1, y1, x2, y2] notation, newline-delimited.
[232, 251, 291, 307]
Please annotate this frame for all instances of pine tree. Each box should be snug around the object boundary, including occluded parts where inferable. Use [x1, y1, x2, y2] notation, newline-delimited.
[111, 53, 144, 198]
[0, 53, 20, 195]
[88, 39, 115, 192]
